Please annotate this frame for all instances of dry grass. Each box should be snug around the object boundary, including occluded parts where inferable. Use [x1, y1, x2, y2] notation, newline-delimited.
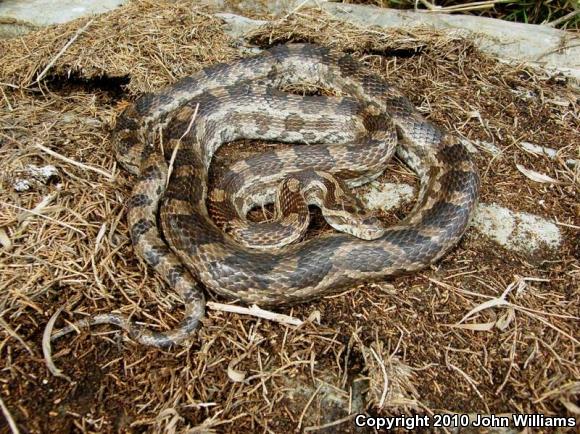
[340, 0, 580, 29]
[0, 1, 578, 433]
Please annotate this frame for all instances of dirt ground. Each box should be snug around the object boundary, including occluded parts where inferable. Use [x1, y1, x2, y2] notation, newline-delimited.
[0, 1, 578, 433]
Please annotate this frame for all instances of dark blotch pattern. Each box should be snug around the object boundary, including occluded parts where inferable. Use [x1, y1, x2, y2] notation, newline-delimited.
[143, 244, 172, 267]
[284, 114, 305, 132]
[130, 218, 154, 243]
[388, 228, 432, 250]
[173, 76, 198, 93]
[165, 175, 200, 203]
[167, 264, 188, 287]
[141, 164, 163, 181]
[135, 93, 173, 115]
[115, 113, 139, 131]
[127, 193, 153, 210]
[438, 170, 477, 195]
[168, 214, 225, 249]
[270, 43, 291, 58]
[438, 143, 471, 166]
[361, 112, 391, 133]
[287, 238, 337, 287]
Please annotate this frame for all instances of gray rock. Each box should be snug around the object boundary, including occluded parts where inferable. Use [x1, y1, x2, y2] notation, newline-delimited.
[322, 2, 580, 85]
[206, 1, 579, 85]
[363, 182, 562, 254]
[0, 0, 128, 38]
[471, 203, 562, 254]
[215, 13, 267, 40]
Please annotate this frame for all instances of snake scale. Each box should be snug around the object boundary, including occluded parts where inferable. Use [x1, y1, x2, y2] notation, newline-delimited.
[52, 44, 479, 348]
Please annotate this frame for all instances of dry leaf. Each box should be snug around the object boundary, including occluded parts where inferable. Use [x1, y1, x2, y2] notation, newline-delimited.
[0, 228, 12, 250]
[42, 307, 72, 382]
[449, 322, 496, 331]
[516, 164, 559, 184]
[495, 308, 515, 331]
[227, 357, 247, 383]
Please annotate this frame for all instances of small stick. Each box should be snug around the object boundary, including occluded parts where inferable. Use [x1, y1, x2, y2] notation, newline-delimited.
[42, 307, 72, 382]
[1, 199, 85, 237]
[298, 383, 323, 429]
[35, 143, 114, 180]
[0, 82, 20, 89]
[282, 0, 322, 21]
[178, 103, 200, 142]
[207, 302, 304, 326]
[34, 18, 94, 84]
[545, 9, 579, 28]
[0, 317, 34, 356]
[0, 394, 20, 434]
[166, 103, 200, 188]
[304, 413, 358, 432]
[369, 346, 389, 408]
[420, 0, 511, 12]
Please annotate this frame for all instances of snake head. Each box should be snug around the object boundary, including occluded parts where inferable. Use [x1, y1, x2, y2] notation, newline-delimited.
[354, 216, 385, 240]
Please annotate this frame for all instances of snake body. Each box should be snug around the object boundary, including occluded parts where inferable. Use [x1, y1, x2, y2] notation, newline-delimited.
[52, 44, 479, 347]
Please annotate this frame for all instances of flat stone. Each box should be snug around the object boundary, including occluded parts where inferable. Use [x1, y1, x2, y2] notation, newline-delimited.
[362, 182, 415, 211]
[470, 203, 561, 253]
[215, 13, 267, 40]
[322, 2, 580, 84]
[362, 182, 562, 254]
[205, 2, 579, 85]
[0, 0, 128, 38]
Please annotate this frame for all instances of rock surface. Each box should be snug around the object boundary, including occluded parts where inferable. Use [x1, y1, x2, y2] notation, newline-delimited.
[362, 183, 563, 255]
[0, 0, 128, 37]
[322, 2, 579, 83]
[471, 203, 562, 254]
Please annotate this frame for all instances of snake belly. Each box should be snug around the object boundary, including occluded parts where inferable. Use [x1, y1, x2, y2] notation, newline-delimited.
[53, 43, 479, 348]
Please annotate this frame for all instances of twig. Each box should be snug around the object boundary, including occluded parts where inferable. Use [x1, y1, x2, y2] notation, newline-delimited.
[178, 103, 200, 142]
[418, 0, 436, 10]
[298, 383, 322, 430]
[0, 316, 34, 356]
[447, 360, 484, 401]
[207, 302, 303, 326]
[166, 103, 199, 188]
[454, 276, 580, 345]
[1, 86, 13, 111]
[536, 42, 580, 61]
[370, 346, 389, 408]
[0, 82, 20, 89]
[304, 413, 358, 432]
[35, 143, 114, 180]
[1, 199, 86, 237]
[34, 18, 94, 84]
[420, 0, 512, 13]
[42, 307, 72, 382]
[0, 394, 20, 434]
[545, 9, 580, 28]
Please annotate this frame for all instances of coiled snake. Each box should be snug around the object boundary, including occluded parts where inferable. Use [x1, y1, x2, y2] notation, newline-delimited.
[52, 44, 479, 348]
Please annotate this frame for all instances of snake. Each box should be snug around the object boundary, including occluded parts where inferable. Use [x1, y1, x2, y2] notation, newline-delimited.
[51, 43, 479, 348]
